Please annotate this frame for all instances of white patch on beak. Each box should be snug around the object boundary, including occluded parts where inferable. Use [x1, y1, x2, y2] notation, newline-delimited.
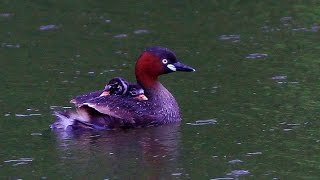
[167, 64, 176, 71]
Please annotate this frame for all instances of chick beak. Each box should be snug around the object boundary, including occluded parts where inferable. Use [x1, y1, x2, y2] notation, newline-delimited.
[99, 91, 110, 97]
[134, 94, 148, 101]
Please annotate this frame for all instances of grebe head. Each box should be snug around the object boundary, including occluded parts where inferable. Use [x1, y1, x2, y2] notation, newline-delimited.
[135, 46, 195, 88]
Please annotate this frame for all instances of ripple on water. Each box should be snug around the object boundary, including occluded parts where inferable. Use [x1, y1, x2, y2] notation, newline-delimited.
[171, 173, 182, 176]
[186, 119, 217, 126]
[4, 158, 33, 166]
[39, 24, 59, 31]
[227, 170, 250, 177]
[99, 16, 111, 23]
[50, 106, 72, 111]
[310, 24, 320, 32]
[13, 108, 42, 117]
[228, 159, 243, 164]
[218, 34, 240, 42]
[271, 75, 299, 84]
[134, 29, 150, 34]
[262, 16, 319, 33]
[103, 69, 116, 73]
[246, 53, 268, 59]
[15, 113, 41, 117]
[1, 43, 20, 48]
[31, 132, 43, 136]
[292, 24, 320, 32]
[63, 106, 72, 109]
[280, 16, 293, 24]
[50, 105, 61, 110]
[271, 75, 287, 81]
[0, 13, 14, 17]
[113, 34, 128, 38]
[279, 122, 301, 131]
[261, 26, 281, 32]
[246, 151, 262, 156]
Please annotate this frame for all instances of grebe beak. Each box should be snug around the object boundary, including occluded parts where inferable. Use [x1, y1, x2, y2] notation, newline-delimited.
[173, 61, 196, 72]
[99, 91, 110, 97]
[134, 94, 149, 101]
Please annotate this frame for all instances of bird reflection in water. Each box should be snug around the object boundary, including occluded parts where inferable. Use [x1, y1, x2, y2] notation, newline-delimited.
[52, 123, 182, 179]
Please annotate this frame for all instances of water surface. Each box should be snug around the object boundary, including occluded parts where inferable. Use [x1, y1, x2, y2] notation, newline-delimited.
[1, 1, 320, 179]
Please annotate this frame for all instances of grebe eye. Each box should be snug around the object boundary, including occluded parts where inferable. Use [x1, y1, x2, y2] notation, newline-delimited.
[162, 59, 168, 64]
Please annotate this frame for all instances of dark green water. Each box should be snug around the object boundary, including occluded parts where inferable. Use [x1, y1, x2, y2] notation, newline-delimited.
[1, 1, 320, 179]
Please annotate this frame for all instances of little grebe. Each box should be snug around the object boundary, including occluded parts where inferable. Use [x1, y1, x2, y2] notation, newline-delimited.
[99, 77, 129, 96]
[51, 46, 195, 130]
[99, 77, 148, 101]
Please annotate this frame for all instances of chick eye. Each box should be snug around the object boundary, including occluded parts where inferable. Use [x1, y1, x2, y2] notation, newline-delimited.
[118, 86, 123, 92]
[130, 91, 137, 96]
[129, 88, 137, 95]
[162, 59, 168, 64]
